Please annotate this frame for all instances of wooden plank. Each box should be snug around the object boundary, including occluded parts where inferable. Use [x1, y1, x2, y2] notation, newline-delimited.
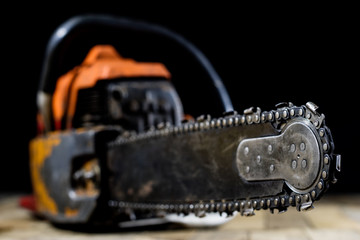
[0, 195, 359, 240]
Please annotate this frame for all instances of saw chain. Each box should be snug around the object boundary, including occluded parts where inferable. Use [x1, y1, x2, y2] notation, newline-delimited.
[108, 102, 340, 217]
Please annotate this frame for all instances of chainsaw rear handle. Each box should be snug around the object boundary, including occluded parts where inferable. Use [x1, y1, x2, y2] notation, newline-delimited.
[37, 14, 233, 132]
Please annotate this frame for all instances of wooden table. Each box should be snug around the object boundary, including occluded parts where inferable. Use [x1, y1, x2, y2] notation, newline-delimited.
[1, 194, 359, 240]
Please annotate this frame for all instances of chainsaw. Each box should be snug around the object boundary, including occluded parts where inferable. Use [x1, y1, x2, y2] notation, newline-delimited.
[26, 15, 341, 228]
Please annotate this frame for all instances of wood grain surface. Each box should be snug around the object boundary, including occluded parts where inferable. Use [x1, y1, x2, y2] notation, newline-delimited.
[0, 194, 359, 240]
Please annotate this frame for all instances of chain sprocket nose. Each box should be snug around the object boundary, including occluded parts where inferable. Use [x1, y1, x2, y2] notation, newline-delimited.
[237, 118, 321, 194]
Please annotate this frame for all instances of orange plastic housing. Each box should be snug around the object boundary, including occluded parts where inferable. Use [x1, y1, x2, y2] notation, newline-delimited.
[52, 45, 171, 130]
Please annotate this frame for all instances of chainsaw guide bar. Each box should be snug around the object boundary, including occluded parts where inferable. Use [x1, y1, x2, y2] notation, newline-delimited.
[107, 102, 340, 218]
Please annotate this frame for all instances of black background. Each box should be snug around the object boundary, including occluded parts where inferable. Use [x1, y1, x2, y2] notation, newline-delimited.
[1, 5, 357, 194]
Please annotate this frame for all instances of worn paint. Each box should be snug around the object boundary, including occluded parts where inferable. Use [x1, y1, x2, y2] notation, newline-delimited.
[64, 207, 79, 218]
[73, 158, 100, 198]
[29, 133, 61, 215]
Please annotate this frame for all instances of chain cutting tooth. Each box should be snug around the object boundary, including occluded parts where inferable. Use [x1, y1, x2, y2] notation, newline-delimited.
[242, 201, 255, 216]
[306, 102, 319, 114]
[335, 154, 341, 172]
[298, 194, 314, 212]
[278, 208, 288, 214]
